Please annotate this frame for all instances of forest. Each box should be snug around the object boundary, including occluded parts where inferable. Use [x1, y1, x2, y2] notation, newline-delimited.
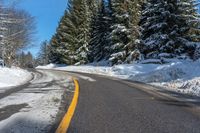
[38, 0, 200, 66]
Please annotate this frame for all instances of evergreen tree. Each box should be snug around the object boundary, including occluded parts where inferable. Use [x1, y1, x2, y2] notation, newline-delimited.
[26, 52, 34, 68]
[73, 0, 90, 64]
[179, 0, 200, 42]
[49, 0, 97, 65]
[89, 0, 112, 62]
[109, 0, 142, 65]
[18, 51, 34, 68]
[55, 10, 78, 65]
[18, 51, 26, 67]
[49, 9, 78, 65]
[140, 0, 200, 59]
[49, 34, 63, 64]
[37, 40, 50, 65]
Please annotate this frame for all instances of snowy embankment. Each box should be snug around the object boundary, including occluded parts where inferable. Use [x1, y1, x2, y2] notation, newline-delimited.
[0, 67, 32, 89]
[0, 70, 73, 132]
[37, 59, 200, 96]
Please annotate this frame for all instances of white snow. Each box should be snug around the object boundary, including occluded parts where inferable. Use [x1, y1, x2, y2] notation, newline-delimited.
[37, 58, 200, 97]
[0, 67, 32, 90]
[0, 70, 73, 133]
[36, 64, 66, 69]
[36, 63, 57, 69]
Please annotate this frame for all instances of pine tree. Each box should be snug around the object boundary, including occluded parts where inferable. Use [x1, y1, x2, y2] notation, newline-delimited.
[179, 0, 200, 42]
[109, 0, 142, 65]
[70, 0, 92, 65]
[56, 10, 78, 65]
[18, 51, 34, 68]
[49, 0, 96, 65]
[140, 0, 200, 59]
[26, 52, 34, 68]
[48, 8, 79, 65]
[89, 0, 112, 62]
[18, 51, 26, 67]
[37, 40, 49, 65]
[49, 34, 63, 64]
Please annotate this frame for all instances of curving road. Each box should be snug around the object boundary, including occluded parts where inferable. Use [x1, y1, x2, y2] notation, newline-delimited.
[0, 69, 200, 133]
[66, 72, 200, 133]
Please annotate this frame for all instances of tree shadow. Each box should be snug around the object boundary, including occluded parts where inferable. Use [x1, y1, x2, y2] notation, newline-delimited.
[0, 104, 29, 121]
[0, 116, 58, 133]
[123, 80, 200, 107]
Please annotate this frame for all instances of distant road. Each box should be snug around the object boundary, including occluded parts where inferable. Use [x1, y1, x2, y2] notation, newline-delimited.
[66, 72, 200, 133]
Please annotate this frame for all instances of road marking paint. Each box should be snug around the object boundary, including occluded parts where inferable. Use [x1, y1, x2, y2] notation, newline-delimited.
[75, 75, 96, 82]
[56, 78, 79, 133]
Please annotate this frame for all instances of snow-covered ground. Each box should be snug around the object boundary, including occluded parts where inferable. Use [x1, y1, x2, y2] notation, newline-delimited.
[0, 70, 73, 132]
[37, 59, 200, 97]
[0, 67, 32, 90]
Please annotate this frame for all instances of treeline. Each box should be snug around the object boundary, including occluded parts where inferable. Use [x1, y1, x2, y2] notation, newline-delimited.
[44, 0, 199, 66]
[17, 51, 35, 68]
[0, 1, 35, 67]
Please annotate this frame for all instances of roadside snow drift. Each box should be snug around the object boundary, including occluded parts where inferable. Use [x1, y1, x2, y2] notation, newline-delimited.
[0, 67, 32, 89]
[37, 59, 200, 96]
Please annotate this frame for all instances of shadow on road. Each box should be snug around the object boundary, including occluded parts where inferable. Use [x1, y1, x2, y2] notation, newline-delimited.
[124, 80, 200, 107]
[0, 104, 29, 121]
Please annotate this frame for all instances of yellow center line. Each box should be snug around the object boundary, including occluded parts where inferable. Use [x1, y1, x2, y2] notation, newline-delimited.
[56, 78, 79, 133]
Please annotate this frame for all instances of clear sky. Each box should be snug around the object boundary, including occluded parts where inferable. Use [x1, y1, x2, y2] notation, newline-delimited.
[18, 0, 68, 56]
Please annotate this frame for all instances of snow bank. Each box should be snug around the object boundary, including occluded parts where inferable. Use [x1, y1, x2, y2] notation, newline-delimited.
[0, 70, 73, 132]
[36, 63, 57, 69]
[0, 67, 32, 89]
[37, 59, 200, 96]
[151, 60, 200, 96]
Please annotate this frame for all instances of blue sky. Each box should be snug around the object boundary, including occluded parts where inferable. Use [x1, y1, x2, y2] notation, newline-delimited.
[18, 0, 68, 56]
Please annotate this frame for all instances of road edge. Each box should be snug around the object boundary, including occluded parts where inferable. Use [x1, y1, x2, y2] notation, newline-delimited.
[64, 70, 200, 108]
[56, 78, 79, 133]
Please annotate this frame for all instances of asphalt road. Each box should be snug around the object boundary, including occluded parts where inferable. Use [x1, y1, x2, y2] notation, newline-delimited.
[1, 69, 200, 133]
[67, 72, 200, 133]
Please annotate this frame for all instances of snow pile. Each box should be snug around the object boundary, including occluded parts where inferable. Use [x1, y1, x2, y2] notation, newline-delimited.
[37, 59, 200, 96]
[152, 60, 200, 96]
[0, 67, 32, 88]
[37, 63, 57, 69]
[113, 60, 200, 96]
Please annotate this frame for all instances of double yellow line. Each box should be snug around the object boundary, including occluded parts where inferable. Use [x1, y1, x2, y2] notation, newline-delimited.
[56, 78, 79, 133]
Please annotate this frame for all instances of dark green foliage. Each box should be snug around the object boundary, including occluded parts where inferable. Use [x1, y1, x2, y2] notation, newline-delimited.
[89, 0, 112, 62]
[140, 0, 200, 59]
[109, 0, 142, 65]
[49, 0, 98, 65]
[48, 34, 64, 64]
[37, 40, 50, 65]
